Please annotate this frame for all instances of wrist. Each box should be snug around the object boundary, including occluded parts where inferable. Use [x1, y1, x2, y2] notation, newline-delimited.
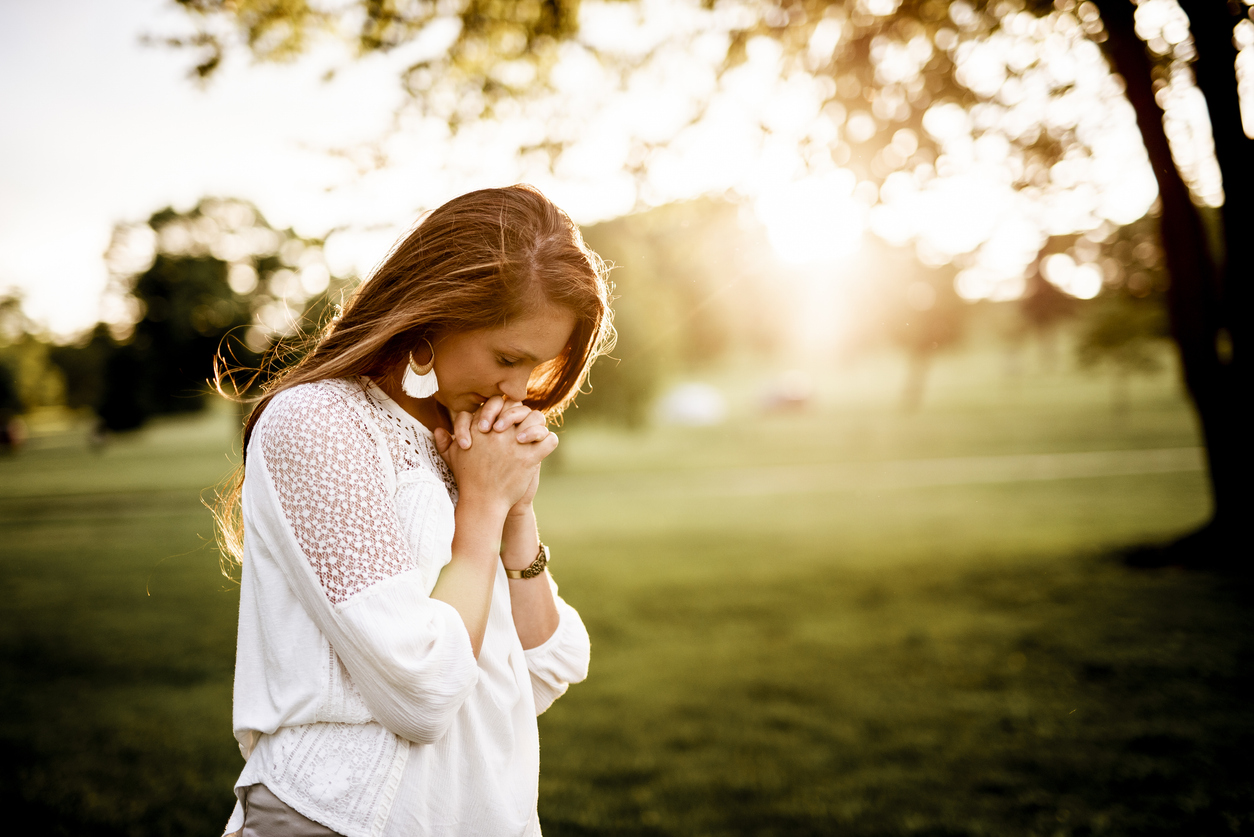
[501, 531, 541, 571]
[454, 493, 512, 530]
[504, 542, 549, 579]
[501, 505, 538, 569]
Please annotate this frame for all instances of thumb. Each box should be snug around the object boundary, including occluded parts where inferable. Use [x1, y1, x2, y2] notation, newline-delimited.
[433, 427, 453, 456]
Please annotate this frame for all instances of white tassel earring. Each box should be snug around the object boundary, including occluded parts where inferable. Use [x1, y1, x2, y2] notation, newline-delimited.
[402, 338, 439, 398]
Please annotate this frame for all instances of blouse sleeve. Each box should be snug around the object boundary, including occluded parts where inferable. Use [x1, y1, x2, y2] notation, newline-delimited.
[249, 383, 478, 744]
[259, 383, 411, 605]
[523, 574, 591, 715]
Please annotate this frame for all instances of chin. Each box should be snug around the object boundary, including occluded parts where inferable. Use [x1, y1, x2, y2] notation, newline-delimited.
[432, 392, 457, 413]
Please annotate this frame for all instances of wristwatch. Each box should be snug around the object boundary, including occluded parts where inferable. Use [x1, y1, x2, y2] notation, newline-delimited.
[504, 542, 549, 579]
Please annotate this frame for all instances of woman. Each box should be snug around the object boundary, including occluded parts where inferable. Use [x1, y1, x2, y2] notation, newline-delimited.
[217, 185, 614, 837]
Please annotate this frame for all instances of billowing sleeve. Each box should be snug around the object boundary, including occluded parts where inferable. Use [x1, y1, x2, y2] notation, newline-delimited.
[523, 573, 591, 715]
[248, 383, 478, 744]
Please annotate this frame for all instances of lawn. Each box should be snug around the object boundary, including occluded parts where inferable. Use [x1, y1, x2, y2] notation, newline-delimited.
[1, 348, 1250, 836]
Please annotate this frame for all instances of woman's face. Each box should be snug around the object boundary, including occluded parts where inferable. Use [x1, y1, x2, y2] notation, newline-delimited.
[430, 306, 577, 414]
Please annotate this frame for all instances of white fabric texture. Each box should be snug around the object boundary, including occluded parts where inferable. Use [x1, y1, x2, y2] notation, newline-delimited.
[225, 377, 591, 837]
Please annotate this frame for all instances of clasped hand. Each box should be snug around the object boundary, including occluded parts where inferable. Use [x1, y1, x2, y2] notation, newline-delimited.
[432, 396, 557, 515]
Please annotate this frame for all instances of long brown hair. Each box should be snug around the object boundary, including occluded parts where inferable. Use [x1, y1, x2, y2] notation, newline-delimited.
[212, 184, 614, 568]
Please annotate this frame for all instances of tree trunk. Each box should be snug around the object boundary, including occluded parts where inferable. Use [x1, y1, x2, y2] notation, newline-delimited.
[1093, 0, 1244, 561]
[1176, 0, 1251, 536]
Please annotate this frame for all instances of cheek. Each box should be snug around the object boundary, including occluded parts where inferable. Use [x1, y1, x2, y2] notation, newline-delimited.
[437, 353, 494, 392]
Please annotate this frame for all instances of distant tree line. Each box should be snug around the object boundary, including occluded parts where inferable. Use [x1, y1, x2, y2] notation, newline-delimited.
[0, 199, 348, 439]
[1, 193, 1170, 447]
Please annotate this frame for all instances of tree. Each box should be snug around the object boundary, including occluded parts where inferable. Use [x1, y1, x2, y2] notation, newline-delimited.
[1085, 0, 1247, 562]
[0, 294, 66, 419]
[1071, 214, 1172, 411]
[52, 198, 348, 432]
[0, 296, 29, 452]
[170, 0, 1247, 558]
[877, 244, 966, 411]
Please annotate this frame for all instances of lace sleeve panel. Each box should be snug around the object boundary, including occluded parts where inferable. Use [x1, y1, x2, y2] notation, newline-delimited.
[257, 382, 416, 605]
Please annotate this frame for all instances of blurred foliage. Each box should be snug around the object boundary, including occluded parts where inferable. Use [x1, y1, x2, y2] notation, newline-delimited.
[167, 0, 581, 126]
[161, 1, 1166, 382]
[161, 0, 328, 78]
[1020, 271, 1076, 327]
[0, 296, 65, 415]
[46, 199, 349, 433]
[1077, 292, 1169, 375]
[894, 288, 966, 411]
[160, 0, 1205, 410]
[0, 364, 19, 416]
[0, 339, 66, 414]
[0, 294, 28, 347]
[1074, 215, 1172, 380]
[164, 0, 1112, 287]
[990, 210, 1173, 386]
[576, 199, 785, 426]
[47, 325, 112, 413]
[166, 0, 1067, 181]
[0, 305, 26, 451]
[162, 1, 1237, 361]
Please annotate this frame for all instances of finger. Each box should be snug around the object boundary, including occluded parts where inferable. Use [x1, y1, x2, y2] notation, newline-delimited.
[477, 395, 506, 433]
[518, 410, 546, 429]
[453, 411, 474, 449]
[432, 428, 455, 465]
[515, 414, 549, 443]
[493, 404, 532, 432]
[535, 431, 559, 459]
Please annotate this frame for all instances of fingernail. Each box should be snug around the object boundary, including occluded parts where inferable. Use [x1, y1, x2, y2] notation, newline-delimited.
[479, 420, 490, 432]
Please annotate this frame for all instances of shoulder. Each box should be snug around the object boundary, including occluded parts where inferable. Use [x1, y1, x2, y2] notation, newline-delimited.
[256, 378, 373, 444]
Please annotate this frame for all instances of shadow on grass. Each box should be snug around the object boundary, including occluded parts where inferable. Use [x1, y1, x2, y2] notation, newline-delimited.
[1120, 520, 1248, 577]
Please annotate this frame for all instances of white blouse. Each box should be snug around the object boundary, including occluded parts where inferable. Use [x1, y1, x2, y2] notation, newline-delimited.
[224, 377, 590, 837]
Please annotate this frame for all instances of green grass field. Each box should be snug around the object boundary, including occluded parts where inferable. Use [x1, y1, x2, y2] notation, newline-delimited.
[2, 348, 1250, 836]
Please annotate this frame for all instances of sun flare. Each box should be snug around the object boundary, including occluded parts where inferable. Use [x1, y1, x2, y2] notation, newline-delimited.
[754, 171, 867, 266]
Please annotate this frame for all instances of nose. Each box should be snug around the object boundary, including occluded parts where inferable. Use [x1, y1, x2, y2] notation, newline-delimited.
[500, 369, 530, 403]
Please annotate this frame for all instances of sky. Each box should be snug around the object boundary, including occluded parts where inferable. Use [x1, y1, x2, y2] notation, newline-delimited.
[0, 0, 440, 336]
[0, 0, 1234, 339]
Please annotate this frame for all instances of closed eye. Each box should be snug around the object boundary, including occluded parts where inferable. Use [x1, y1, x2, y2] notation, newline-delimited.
[497, 356, 520, 367]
